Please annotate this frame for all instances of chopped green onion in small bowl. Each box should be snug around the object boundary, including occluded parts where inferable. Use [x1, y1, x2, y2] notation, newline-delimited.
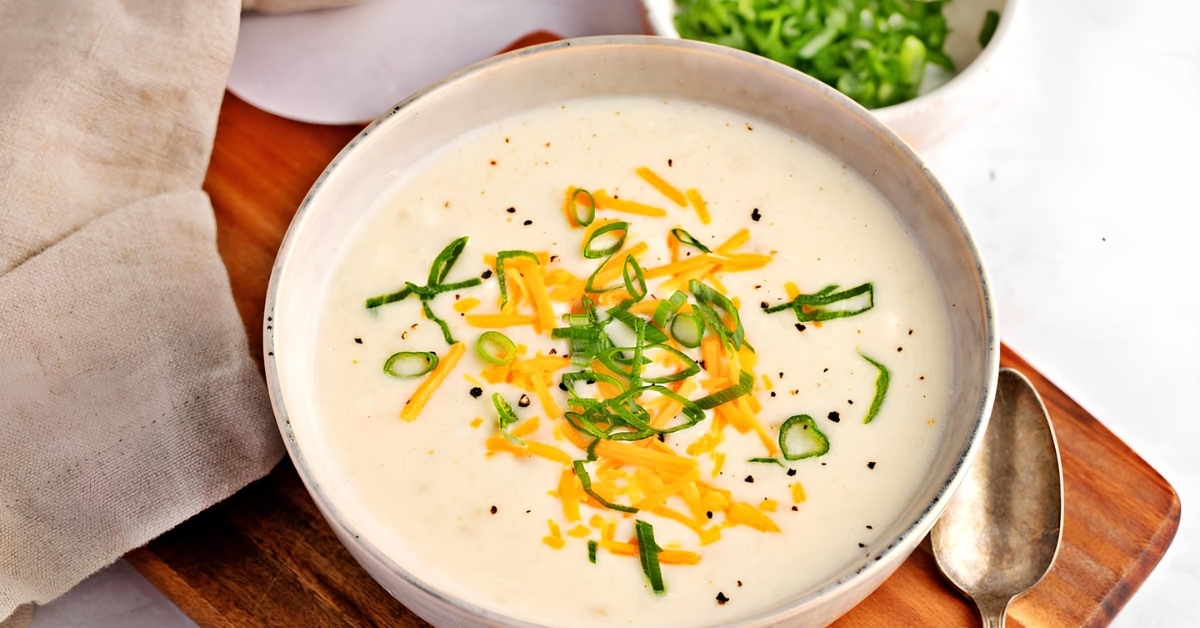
[641, 0, 1015, 143]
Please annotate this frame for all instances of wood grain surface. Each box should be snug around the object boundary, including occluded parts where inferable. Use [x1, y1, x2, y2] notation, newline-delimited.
[126, 32, 1180, 627]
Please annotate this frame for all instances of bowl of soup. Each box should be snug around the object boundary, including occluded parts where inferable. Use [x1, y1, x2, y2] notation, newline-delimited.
[265, 36, 998, 627]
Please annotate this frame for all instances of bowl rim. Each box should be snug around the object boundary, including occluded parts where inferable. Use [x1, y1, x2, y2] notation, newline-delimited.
[264, 34, 999, 627]
[640, 0, 1021, 119]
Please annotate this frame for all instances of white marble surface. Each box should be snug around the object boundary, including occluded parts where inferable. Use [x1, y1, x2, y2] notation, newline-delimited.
[30, 0, 1198, 626]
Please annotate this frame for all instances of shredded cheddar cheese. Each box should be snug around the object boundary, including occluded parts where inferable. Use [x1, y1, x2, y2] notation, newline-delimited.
[683, 188, 710, 225]
[593, 190, 668, 217]
[635, 166, 688, 207]
[399, 342, 465, 422]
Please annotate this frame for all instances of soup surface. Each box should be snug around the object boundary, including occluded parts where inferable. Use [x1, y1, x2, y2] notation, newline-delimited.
[313, 96, 951, 627]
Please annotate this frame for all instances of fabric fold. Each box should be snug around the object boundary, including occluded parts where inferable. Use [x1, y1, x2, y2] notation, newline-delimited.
[0, 0, 306, 618]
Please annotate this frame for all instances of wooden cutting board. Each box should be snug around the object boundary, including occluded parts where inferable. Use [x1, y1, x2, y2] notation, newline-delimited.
[126, 32, 1179, 628]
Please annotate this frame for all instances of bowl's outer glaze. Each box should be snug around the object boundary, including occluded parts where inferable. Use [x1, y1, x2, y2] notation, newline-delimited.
[264, 36, 998, 628]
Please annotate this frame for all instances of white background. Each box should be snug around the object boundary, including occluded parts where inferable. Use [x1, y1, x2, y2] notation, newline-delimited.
[31, 0, 1198, 625]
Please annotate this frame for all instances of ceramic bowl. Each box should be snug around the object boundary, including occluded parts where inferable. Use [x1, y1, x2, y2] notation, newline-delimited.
[640, 0, 1020, 146]
[264, 36, 998, 628]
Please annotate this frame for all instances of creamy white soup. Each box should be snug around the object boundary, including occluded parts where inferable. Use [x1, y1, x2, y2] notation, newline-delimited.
[313, 96, 951, 627]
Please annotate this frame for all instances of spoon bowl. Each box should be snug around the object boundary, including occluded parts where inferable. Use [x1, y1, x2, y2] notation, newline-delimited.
[932, 367, 1063, 627]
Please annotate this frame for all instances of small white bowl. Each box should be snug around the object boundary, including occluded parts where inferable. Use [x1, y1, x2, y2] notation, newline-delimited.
[640, 0, 1019, 146]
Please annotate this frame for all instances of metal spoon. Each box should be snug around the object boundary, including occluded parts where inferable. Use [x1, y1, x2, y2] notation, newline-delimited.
[932, 368, 1064, 628]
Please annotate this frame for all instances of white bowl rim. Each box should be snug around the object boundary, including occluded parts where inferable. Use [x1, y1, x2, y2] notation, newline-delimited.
[263, 34, 999, 628]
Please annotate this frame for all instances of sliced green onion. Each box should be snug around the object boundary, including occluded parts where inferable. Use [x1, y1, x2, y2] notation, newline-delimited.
[606, 307, 669, 344]
[628, 320, 648, 389]
[898, 35, 927, 86]
[674, 0, 955, 109]
[426, 236, 470, 288]
[860, 353, 890, 424]
[496, 250, 540, 307]
[583, 221, 629, 259]
[475, 331, 516, 365]
[748, 457, 785, 466]
[979, 9, 1000, 48]
[574, 460, 638, 513]
[690, 280, 745, 349]
[764, 282, 874, 322]
[638, 386, 706, 433]
[634, 520, 666, 594]
[571, 188, 596, 227]
[622, 256, 648, 302]
[492, 392, 520, 432]
[421, 301, 457, 345]
[365, 285, 412, 309]
[581, 296, 600, 324]
[652, 291, 688, 327]
[587, 539, 598, 563]
[364, 236, 481, 345]
[638, 345, 701, 384]
[670, 228, 711, 253]
[551, 326, 599, 341]
[694, 370, 754, 410]
[669, 313, 704, 348]
[554, 325, 613, 367]
[561, 370, 626, 401]
[583, 254, 617, 294]
[382, 351, 438, 378]
[584, 438, 601, 462]
[779, 414, 830, 460]
[564, 411, 611, 440]
[607, 427, 658, 442]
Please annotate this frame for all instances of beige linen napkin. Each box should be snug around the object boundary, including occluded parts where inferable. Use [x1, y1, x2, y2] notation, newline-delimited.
[0, 0, 355, 622]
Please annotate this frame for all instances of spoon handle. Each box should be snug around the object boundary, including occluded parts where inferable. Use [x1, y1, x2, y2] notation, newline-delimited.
[977, 598, 1010, 628]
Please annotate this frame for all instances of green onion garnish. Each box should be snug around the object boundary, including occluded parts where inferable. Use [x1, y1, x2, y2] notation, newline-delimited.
[495, 250, 540, 308]
[674, 0, 955, 109]
[670, 228, 711, 253]
[979, 9, 1001, 48]
[652, 290, 688, 327]
[748, 457, 784, 467]
[583, 251, 619, 294]
[583, 221, 629, 259]
[587, 539, 598, 563]
[898, 35, 928, 87]
[571, 188, 596, 227]
[622, 256, 648, 302]
[422, 301, 456, 345]
[574, 460, 639, 513]
[365, 285, 412, 309]
[669, 312, 704, 348]
[606, 307, 669, 344]
[634, 520, 666, 594]
[364, 237, 481, 345]
[779, 414, 830, 460]
[382, 351, 439, 378]
[638, 345, 700, 384]
[764, 282, 874, 322]
[690, 280, 744, 349]
[426, 236, 469, 287]
[628, 321, 648, 390]
[564, 411, 612, 441]
[860, 353, 890, 424]
[475, 331, 517, 365]
[561, 370, 626, 401]
[492, 392, 520, 432]
[694, 370, 754, 410]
